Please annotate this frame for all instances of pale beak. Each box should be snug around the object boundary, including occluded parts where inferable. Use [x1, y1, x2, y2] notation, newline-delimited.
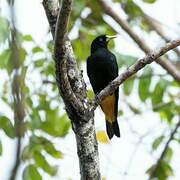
[106, 35, 117, 42]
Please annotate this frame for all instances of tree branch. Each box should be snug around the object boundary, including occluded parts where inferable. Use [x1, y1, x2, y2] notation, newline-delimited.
[43, 0, 87, 115]
[92, 39, 180, 109]
[122, 1, 180, 57]
[143, 12, 180, 57]
[53, 0, 81, 110]
[9, 4, 25, 180]
[42, 0, 59, 37]
[143, 14, 180, 57]
[98, 0, 180, 83]
[43, 1, 101, 179]
[148, 119, 180, 179]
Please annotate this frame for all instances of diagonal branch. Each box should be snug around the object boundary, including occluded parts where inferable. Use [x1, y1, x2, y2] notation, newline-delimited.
[92, 39, 180, 109]
[121, 1, 180, 57]
[98, 0, 180, 83]
[142, 14, 180, 57]
[148, 119, 180, 179]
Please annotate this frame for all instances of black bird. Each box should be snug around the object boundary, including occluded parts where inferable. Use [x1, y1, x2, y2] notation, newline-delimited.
[87, 35, 120, 139]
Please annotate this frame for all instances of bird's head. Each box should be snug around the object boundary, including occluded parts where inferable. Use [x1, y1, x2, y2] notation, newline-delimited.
[91, 34, 116, 53]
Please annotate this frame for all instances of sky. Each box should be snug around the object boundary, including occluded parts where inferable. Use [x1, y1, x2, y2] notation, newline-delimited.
[0, 0, 180, 180]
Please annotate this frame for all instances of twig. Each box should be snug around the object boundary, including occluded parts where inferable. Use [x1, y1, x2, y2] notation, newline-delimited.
[10, 138, 21, 180]
[42, 79, 56, 85]
[98, 0, 180, 83]
[92, 39, 180, 109]
[122, 1, 180, 57]
[143, 14, 180, 57]
[148, 119, 180, 179]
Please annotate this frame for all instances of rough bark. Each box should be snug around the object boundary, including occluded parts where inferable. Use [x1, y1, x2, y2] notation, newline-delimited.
[98, 0, 180, 83]
[43, 0, 101, 179]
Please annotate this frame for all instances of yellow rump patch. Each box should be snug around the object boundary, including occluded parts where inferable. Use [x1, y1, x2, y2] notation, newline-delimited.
[96, 130, 109, 144]
[100, 94, 115, 124]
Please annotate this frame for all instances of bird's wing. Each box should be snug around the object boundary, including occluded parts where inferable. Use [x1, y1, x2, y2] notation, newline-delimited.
[86, 56, 96, 90]
[103, 53, 119, 120]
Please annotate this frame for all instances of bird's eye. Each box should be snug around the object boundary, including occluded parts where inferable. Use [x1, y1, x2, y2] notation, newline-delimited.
[99, 38, 103, 42]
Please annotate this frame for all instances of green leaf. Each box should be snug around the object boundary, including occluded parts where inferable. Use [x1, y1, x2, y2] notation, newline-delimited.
[44, 141, 63, 159]
[123, 77, 134, 95]
[33, 152, 58, 176]
[28, 110, 42, 130]
[34, 59, 44, 68]
[30, 135, 63, 159]
[115, 53, 137, 67]
[124, 1, 142, 19]
[72, 38, 90, 62]
[19, 47, 27, 64]
[146, 160, 173, 179]
[0, 140, 2, 156]
[142, 0, 156, 4]
[0, 116, 15, 138]
[87, 90, 94, 100]
[158, 102, 175, 123]
[41, 111, 71, 137]
[138, 67, 152, 101]
[164, 147, 173, 162]
[151, 80, 168, 106]
[152, 136, 164, 150]
[23, 35, 33, 42]
[22, 146, 33, 161]
[0, 16, 9, 42]
[23, 165, 42, 180]
[160, 161, 174, 178]
[72, 0, 85, 17]
[0, 49, 11, 69]
[32, 47, 43, 53]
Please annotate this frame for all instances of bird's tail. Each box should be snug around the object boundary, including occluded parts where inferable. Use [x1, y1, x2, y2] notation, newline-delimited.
[106, 120, 120, 139]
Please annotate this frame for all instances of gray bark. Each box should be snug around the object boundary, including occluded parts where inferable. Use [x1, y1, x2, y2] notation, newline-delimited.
[43, 1, 101, 179]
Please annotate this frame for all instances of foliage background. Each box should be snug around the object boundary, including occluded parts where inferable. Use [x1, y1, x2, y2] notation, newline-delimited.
[0, 0, 180, 179]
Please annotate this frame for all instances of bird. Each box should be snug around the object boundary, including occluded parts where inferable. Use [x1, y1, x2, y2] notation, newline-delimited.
[87, 34, 120, 139]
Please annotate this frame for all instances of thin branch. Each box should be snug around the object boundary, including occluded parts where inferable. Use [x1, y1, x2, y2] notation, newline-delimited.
[53, 0, 81, 110]
[9, 5, 25, 180]
[9, 138, 21, 180]
[148, 119, 180, 179]
[92, 39, 180, 109]
[54, 0, 71, 53]
[42, 79, 56, 85]
[143, 14, 180, 56]
[42, 0, 59, 38]
[123, 2, 180, 57]
[98, 0, 180, 83]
